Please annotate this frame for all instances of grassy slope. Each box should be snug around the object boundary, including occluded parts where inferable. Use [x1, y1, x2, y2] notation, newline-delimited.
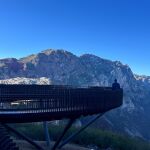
[11, 123, 150, 150]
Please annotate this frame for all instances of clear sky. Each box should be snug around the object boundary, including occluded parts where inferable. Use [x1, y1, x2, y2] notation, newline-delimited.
[0, 0, 150, 76]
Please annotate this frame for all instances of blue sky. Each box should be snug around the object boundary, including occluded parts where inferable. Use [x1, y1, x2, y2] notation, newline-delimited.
[0, 0, 150, 75]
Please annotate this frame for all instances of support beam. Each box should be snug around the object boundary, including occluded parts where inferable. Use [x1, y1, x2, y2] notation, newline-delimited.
[2, 124, 45, 150]
[43, 121, 51, 147]
[52, 118, 75, 150]
[58, 113, 104, 149]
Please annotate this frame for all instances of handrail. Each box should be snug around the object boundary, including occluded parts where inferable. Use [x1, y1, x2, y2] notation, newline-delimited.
[0, 85, 123, 123]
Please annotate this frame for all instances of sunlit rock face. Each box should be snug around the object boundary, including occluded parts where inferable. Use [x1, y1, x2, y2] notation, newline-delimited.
[0, 77, 51, 85]
[0, 49, 150, 140]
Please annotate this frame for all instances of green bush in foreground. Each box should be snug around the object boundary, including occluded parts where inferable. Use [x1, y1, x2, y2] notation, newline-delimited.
[13, 123, 150, 150]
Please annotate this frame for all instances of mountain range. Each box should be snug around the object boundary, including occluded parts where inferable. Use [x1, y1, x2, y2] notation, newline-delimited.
[0, 49, 150, 140]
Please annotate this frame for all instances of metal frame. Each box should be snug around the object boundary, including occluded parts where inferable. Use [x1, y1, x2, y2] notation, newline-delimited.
[52, 118, 75, 150]
[58, 113, 104, 149]
[1, 113, 104, 150]
[1, 123, 45, 150]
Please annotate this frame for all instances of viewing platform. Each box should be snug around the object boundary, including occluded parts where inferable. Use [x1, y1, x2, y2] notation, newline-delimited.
[0, 84, 123, 123]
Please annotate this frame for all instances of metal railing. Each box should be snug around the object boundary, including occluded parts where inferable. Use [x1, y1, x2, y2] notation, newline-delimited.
[0, 85, 123, 123]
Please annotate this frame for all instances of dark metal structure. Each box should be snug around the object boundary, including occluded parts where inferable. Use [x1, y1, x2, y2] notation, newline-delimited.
[0, 84, 123, 123]
[0, 84, 123, 150]
[0, 124, 19, 150]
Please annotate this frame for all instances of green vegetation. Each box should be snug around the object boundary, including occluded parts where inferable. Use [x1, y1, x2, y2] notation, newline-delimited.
[12, 123, 150, 150]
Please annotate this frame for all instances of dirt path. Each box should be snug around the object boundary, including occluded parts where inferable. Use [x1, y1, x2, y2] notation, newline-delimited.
[15, 140, 90, 150]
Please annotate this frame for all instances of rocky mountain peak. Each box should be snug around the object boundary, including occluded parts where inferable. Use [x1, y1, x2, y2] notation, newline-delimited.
[0, 58, 18, 63]
[0, 49, 136, 86]
[80, 53, 110, 62]
[134, 74, 150, 87]
[41, 49, 77, 57]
